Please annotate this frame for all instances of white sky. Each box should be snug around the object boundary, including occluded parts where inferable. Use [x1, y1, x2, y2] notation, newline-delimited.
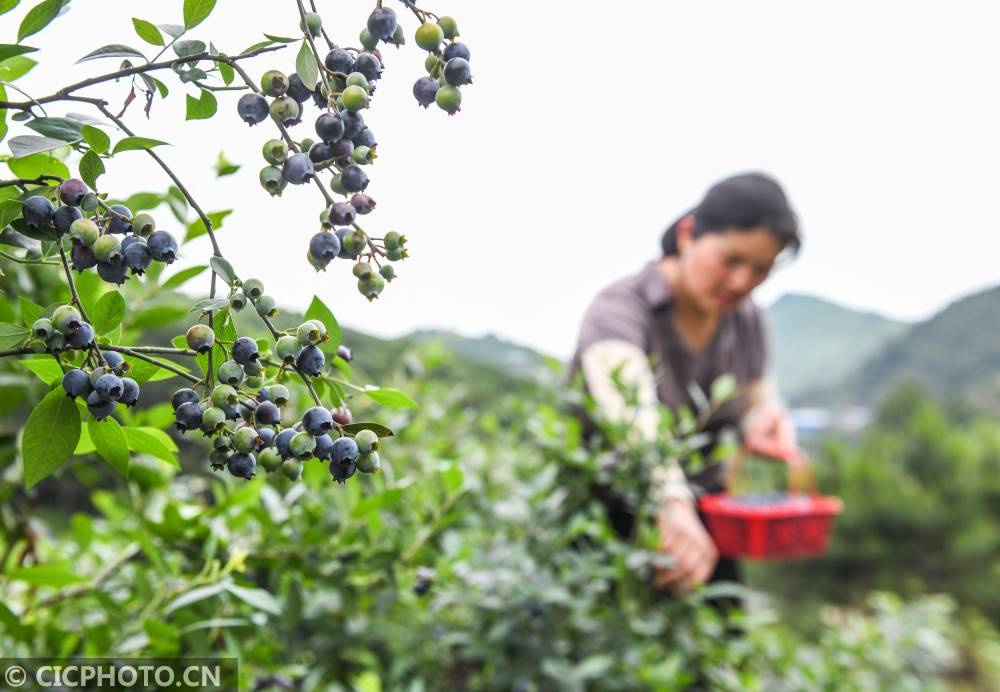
[5, 1, 1000, 358]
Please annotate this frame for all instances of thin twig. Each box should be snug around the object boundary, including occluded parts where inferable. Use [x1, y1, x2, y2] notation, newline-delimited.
[57, 245, 107, 368]
[100, 345, 201, 385]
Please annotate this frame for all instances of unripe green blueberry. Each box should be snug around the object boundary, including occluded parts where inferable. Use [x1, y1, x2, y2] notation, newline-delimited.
[351, 145, 372, 165]
[358, 273, 386, 301]
[267, 383, 290, 406]
[297, 321, 324, 346]
[80, 192, 100, 212]
[262, 139, 288, 165]
[435, 84, 462, 115]
[300, 11, 322, 37]
[415, 22, 444, 51]
[186, 324, 216, 354]
[319, 207, 333, 228]
[425, 54, 443, 76]
[379, 264, 396, 282]
[298, 137, 316, 153]
[260, 69, 289, 97]
[345, 72, 371, 93]
[290, 431, 317, 460]
[244, 358, 264, 376]
[46, 331, 67, 352]
[232, 426, 259, 454]
[385, 246, 406, 261]
[383, 231, 403, 249]
[342, 229, 368, 256]
[437, 16, 459, 39]
[229, 290, 247, 312]
[353, 261, 374, 279]
[52, 305, 82, 334]
[330, 175, 348, 195]
[356, 451, 381, 473]
[131, 213, 155, 237]
[341, 85, 369, 112]
[211, 384, 238, 409]
[32, 318, 54, 340]
[245, 375, 264, 389]
[259, 446, 283, 473]
[201, 406, 227, 435]
[359, 28, 378, 50]
[217, 359, 245, 387]
[243, 278, 265, 300]
[281, 457, 302, 480]
[255, 295, 278, 318]
[92, 234, 122, 263]
[213, 434, 234, 453]
[275, 335, 301, 363]
[209, 449, 230, 471]
[70, 218, 100, 247]
[354, 428, 379, 454]
[259, 166, 287, 196]
[269, 96, 300, 127]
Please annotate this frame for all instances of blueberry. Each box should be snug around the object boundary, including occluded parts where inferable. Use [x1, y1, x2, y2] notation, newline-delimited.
[224, 404, 241, 420]
[86, 390, 116, 421]
[380, 264, 396, 282]
[211, 384, 238, 408]
[70, 244, 97, 271]
[260, 166, 287, 196]
[337, 345, 353, 362]
[217, 360, 245, 387]
[308, 142, 335, 164]
[352, 127, 377, 148]
[341, 229, 368, 256]
[437, 16, 459, 39]
[366, 7, 397, 39]
[356, 451, 380, 473]
[260, 69, 289, 97]
[270, 96, 300, 127]
[443, 57, 472, 86]
[340, 110, 365, 139]
[53, 205, 83, 234]
[354, 428, 379, 453]
[62, 369, 92, 399]
[259, 447, 283, 473]
[255, 400, 281, 426]
[353, 260, 375, 279]
[282, 153, 314, 185]
[415, 22, 444, 51]
[341, 85, 369, 112]
[147, 231, 178, 263]
[328, 138, 354, 161]
[131, 213, 156, 237]
[413, 77, 439, 108]
[281, 458, 303, 481]
[243, 278, 264, 300]
[262, 139, 288, 165]
[353, 52, 382, 82]
[314, 433, 334, 460]
[298, 319, 326, 345]
[340, 164, 369, 192]
[312, 82, 328, 109]
[171, 388, 200, 411]
[46, 332, 67, 352]
[122, 240, 152, 275]
[286, 73, 312, 102]
[200, 406, 227, 434]
[70, 218, 99, 246]
[52, 305, 82, 334]
[330, 458, 357, 484]
[93, 235, 122, 263]
[325, 48, 355, 74]
[257, 426, 276, 449]
[329, 202, 357, 226]
[266, 384, 290, 406]
[336, 228, 357, 259]
[255, 295, 277, 318]
[435, 85, 462, 115]
[331, 405, 353, 425]
[59, 179, 88, 206]
[32, 318, 54, 339]
[296, 344, 325, 376]
[358, 273, 386, 301]
[309, 231, 342, 263]
[119, 377, 140, 407]
[244, 359, 262, 376]
[95, 372, 123, 402]
[210, 449, 230, 471]
[275, 428, 296, 459]
[97, 258, 129, 285]
[290, 431, 316, 460]
[121, 235, 143, 252]
[66, 322, 94, 349]
[186, 324, 215, 354]
[102, 351, 126, 375]
[238, 93, 270, 125]
[315, 112, 346, 143]
[80, 193, 99, 212]
[229, 290, 248, 312]
[300, 11, 322, 37]
[359, 28, 378, 51]
[275, 335, 300, 363]
[443, 42, 471, 62]
[232, 336, 259, 365]
[232, 426, 259, 454]
[107, 205, 133, 235]
[22, 196, 54, 229]
[349, 193, 376, 215]
[302, 406, 334, 435]
[227, 452, 256, 479]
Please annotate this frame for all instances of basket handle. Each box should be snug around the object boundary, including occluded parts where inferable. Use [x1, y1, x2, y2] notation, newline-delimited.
[724, 446, 818, 496]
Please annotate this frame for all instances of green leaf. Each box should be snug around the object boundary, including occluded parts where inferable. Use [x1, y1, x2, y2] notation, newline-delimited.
[0, 198, 21, 228]
[179, 618, 249, 635]
[184, 209, 231, 242]
[0, 321, 30, 349]
[93, 291, 125, 335]
[132, 17, 164, 46]
[81, 124, 110, 154]
[18, 296, 43, 326]
[21, 386, 81, 488]
[185, 89, 217, 120]
[0, 55, 37, 81]
[0, 84, 6, 144]
[263, 33, 297, 44]
[225, 583, 281, 615]
[121, 191, 161, 211]
[152, 77, 169, 98]
[295, 40, 318, 91]
[79, 149, 104, 190]
[304, 295, 342, 353]
[183, 0, 217, 29]
[128, 305, 188, 331]
[341, 422, 394, 438]
[218, 59, 234, 85]
[76, 44, 147, 64]
[0, 1, 22, 18]
[7, 564, 85, 588]
[363, 386, 418, 410]
[88, 418, 130, 477]
[112, 136, 169, 155]
[210, 256, 237, 286]
[0, 43, 36, 63]
[24, 116, 82, 141]
[173, 39, 206, 58]
[123, 427, 178, 467]
[19, 357, 62, 384]
[164, 582, 226, 614]
[9, 134, 66, 157]
[7, 151, 68, 179]
[127, 356, 189, 384]
[161, 264, 207, 290]
[158, 23, 184, 39]
[214, 151, 239, 177]
[17, 0, 67, 43]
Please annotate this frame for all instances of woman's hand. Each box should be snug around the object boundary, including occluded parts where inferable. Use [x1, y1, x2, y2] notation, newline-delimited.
[742, 404, 798, 461]
[653, 498, 718, 594]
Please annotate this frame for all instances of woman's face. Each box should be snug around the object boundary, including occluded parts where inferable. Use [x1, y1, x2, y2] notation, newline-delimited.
[677, 223, 785, 315]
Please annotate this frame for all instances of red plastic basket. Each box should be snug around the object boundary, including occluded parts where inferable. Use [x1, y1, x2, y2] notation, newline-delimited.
[698, 449, 843, 561]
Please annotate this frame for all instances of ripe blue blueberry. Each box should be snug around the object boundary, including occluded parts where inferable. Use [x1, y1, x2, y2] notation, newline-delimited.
[70, 244, 97, 272]
[354, 52, 382, 82]
[224, 404, 241, 420]
[329, 202, 357, 226]
[286, 73, 312, 102]
[171, 388, 200, 411]
[255, 400, 281, 426]
[315, 112, 346, 143]
[123, 239, 152, 275]
[330, 459, 357, 484]
[340, 164, 369, 192]
[352, 127, 377, 148]
[59, 179, 88, 206]
[296, 344, 325, 377]
[102, 351, 126, 375]
[107, 205, 133, 235]
[22, 196, 54, 229]
[443, 57, 472, 86]
[53, 205, 83, 234]
[366, 7, 397, 39]
[340, 110, 365, 139]
[238, 93, 270, 125]
[309, 231, 342, 262]
[227, 452, 256, 479]
[256, 426, 276, 449]
[86, 390, 116, 421]
[313, 433, 334, 460]
[328, 138, 354, 161]
[413, 77, 439, 108]
[62, 369, 92, 399]
[232, 336, 259, 365]
[325, 48, 355, 74]
[275, 428, 296, 459]
[186, 324, 216, 354]
[330, 435, 359, 465]
[97, 258, 129, 285]
[66, 322, 94, 349]
[147, 231, 178, 263]
[95, 373, 124, 402]
[282, 153, 314, 185]
[308, 142, 335, 164]
[443, 42, 471, 62]
[302, 406, 334, 435]
[119, 377, 140, 407]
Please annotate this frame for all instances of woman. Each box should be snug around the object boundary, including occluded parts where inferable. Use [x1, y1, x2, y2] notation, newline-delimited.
[570, 171, 802, 598]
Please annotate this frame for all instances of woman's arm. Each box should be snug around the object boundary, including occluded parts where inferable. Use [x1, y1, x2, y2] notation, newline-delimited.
[741, 377, 798, 459]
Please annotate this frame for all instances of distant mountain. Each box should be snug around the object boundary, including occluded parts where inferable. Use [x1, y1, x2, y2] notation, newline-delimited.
[808, 284, 1000, 406]
[765, 294, 909, 403]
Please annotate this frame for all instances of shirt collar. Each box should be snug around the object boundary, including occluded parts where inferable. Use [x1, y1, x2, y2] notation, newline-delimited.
[639, 260, 673, 309]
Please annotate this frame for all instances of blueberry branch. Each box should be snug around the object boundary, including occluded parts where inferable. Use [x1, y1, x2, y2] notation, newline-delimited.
[99, 345, 202, 385]
[57, 244, 107, 368]
[0, 250, 60, 266]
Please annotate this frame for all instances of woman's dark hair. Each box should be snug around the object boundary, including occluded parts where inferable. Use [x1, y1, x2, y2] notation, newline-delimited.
[661, 171, 802, 257]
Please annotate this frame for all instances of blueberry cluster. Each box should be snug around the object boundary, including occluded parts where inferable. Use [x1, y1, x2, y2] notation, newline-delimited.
[410, 16, 471, 114]
[28, 304, 95, 355]
[226, 277, 279, 323]
[61, 350, 139, 421]
[20, 179, 178, 286]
